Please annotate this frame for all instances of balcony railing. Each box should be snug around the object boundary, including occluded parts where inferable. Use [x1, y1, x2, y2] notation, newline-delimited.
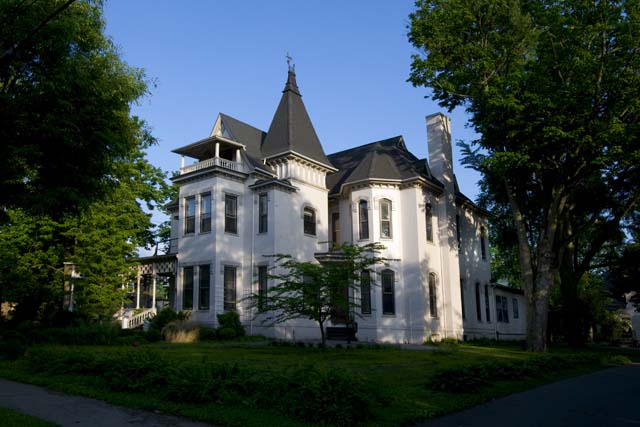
[180, 157, 243, 175]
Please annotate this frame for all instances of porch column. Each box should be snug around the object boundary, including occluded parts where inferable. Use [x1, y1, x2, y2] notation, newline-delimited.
[152, 264, 157, 312]
[180, 155, 185, 170]
[235, 148, 241, 163]
[215, 142, 220, 158]
[135, 269, 141, 309]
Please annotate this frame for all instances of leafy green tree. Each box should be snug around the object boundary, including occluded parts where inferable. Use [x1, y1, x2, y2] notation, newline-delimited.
[409, 0, 640, 351]
[0, 0, 154, 220]
[247, 243, 389, 345]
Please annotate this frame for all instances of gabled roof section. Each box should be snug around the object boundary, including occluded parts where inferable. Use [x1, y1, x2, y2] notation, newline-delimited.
[326, 136, 444, 195]
[261, 70, 333, 168]
[218, 113, 266, 160]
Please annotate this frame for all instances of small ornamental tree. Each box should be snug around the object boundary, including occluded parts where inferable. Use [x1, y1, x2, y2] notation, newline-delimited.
[247, 242, 389, 345]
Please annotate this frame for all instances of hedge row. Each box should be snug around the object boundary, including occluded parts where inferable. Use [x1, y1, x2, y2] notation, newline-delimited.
[428, 353, 602, 393]
[25, 346, 379, 426]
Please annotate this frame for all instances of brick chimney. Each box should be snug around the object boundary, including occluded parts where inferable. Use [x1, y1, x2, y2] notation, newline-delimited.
[426, 113, 454, 193]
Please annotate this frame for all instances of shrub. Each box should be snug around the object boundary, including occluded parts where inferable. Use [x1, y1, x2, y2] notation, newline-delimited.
[0, 330, 27, 360]
[147, 308, 190, 341]
[606, 355, 632, 365]
[216, 311, 245, 337]
[427, 353, 602, 393]
[217, 327, 236, 340]
[199, 326, 217, 341]
[162, 320, 199, 343]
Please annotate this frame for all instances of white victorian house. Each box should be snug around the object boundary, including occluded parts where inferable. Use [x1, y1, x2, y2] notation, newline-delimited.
[130, 67, 526, 343]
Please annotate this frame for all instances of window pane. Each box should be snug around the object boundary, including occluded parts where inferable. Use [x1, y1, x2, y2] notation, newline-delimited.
[185, 197, 195, 234]
[258, 266, 268, 311]
[495, 295, 503, 322]
[380, 200, 392, 238]
[359, 200, 369, 239]
[183, 267, 194, 310]
[484, 284, 490, 322]
[360, 271, 371, 314]
[224, 266, 236, 311]
[198, 265, 210, 310]
[304, 207, 316, 235]
[258, 194, 268, 233]
[429, 274, 438, 318]
[426, 203, 433, 242]
[475, 282, 482, 321]
[225, 195, 237, 234]
[513, 298, 519, 319]
[480, 227, 487, 260]
[382, 270, 395, 315]
[200, 193, 211, 233]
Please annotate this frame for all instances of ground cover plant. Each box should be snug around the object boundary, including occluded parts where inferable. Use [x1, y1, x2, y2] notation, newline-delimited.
[0, 340, 631, 427]
[0, 407, 59, 427]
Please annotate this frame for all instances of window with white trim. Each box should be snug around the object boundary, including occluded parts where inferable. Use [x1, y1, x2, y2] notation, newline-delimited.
[303, 207, 316, 236]
[381, 269, 395, 315]
[359, 200, 369, 240]
[380, 199, 392, 239]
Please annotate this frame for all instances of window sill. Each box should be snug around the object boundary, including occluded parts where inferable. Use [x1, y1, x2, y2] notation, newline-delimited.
[224, 231, 238, 236]
[183, 233, 195, 237]
[199, 231, 211, 235]
[381, 313, 396, 317]
[304, 233, 317, 238]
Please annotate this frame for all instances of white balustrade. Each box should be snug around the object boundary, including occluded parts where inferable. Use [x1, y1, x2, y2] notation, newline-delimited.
[180, 157, 243, 174]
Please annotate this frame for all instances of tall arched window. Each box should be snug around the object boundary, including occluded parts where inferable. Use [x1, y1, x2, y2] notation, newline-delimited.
[428, 273, 438, 318]
[381, 269, 395, 315]
[380, 199, 392, 239]
[359, 200, 369, 240]
[303, 207, 316, 235]
[425, 202, 434, 242]
[480, 226, 487, 260]
[475, 282, 482, 321]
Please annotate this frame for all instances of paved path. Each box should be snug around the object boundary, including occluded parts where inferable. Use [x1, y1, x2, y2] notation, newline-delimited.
[418, 364, 640, 427]
[0, 379, 215, 427]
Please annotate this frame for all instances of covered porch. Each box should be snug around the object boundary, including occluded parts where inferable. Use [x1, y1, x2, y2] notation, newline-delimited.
[120, 254, 177, 329]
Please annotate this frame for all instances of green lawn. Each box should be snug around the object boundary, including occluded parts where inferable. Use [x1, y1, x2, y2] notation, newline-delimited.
[0, 341, 632, 427]
[0, 407, 60, 427]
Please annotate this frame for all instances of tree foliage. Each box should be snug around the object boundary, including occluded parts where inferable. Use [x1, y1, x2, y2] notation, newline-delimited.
[0, 0, 154, 219]
[247, 243, 389, 345]
[409, 0, 640, 350]
[0, 0, 169, 323]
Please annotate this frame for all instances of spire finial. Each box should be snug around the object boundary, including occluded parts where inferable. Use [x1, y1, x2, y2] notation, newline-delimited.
[286, 52, 295, 73]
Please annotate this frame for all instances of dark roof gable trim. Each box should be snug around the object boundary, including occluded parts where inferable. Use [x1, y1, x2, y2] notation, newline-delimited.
[248, 179, 298, 193]
[265, 150, 337, 173]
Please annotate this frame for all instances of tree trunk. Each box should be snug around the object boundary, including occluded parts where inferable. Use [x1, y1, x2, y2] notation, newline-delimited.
[505, 179, 565, 352]
[319, 320, 326, 346]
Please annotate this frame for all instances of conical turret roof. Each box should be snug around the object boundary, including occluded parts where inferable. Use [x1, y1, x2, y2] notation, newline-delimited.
[261, 69, 333, 168]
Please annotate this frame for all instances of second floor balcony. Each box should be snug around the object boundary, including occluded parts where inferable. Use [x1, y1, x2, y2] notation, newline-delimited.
[173, 135, 247, 176]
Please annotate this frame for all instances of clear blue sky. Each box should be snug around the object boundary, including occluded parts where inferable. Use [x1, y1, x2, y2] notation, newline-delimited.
[103, 1, 481, 203]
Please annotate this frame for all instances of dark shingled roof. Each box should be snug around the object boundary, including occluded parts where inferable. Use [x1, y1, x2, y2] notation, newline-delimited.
[261, 70, 332, 167]
[326, 136, 444, 195]
[217, 113, 274, 175]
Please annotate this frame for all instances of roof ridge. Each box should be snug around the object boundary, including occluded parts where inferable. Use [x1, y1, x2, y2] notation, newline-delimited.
[219, 112, 266, 135]
[328, 135, 405, 157]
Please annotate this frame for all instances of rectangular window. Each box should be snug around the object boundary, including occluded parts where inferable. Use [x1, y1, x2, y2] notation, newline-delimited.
[198, 264, 210, 310]
[381, 270, 395, 315]
[426, 203, 434, 242]
[480, 226, 487, 260]
[485, 284, 491, 322]
[496, 295, 509, 323]
[223, 265, 237, 311]
[456, 214, 461, 251]
[225, 194, 237, 234]
[460, 280, 466, 320]
[184, 197, 196, 234]
[513, 298, 519, 319]
[360, 271, 371, 314]
[331, 212, 340, 245]
[359, 200, 369, 240]
[303, 207, 316, 235]
[200, 193, 211, 233]
[183, 266, 194, 310]
[475, 282, 482, 322]
[258, 265, 268, 311]
[380, 199, 392, 239]
[258, 193, 268, 234]
[428, 273, 438, 318]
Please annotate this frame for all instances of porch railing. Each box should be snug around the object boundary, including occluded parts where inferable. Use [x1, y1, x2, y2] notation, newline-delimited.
[122, 308, 156, 329]
[180, 157, 243, 175]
